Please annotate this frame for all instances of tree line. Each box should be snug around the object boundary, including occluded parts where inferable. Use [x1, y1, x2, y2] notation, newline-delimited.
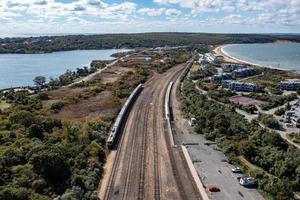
[1, 33, 300, 54]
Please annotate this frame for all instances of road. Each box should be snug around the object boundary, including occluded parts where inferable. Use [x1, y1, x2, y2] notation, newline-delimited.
[102, 63, 201, 200]
[68, 58, 122, 87]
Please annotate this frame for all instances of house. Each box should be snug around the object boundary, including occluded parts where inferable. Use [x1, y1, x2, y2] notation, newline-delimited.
[204, 53, 224, 63]
[232, 68, 257, 78]
[212, 73, 232, 82]
[222, 80, 258, 92]
[284, 107, 300, 127]
[221, 63, 247, 71]
[279, 80, 300, 91]
[198, 58, 209, 65]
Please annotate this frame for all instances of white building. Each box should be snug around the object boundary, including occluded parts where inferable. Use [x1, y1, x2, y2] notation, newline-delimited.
[284, 107, 300, 127]
[279, 80, 300, 91]
[204, 53, 224, 63]
[222, 80, 258, 92]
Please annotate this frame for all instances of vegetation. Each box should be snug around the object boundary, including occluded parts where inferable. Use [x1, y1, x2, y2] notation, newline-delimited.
[197, 80, 218, 91]
[0, 100, 10, 111]
[0, 92, 109, 200]
[208, 89, 236, 103]
[244, 67, 300, 93]
[180, 78, 300, 199]
[246, 93, 298, 110]
[1, 33, 300, 54]
[274, 108, 286, 116]
[190, 64, 217, 80]
[287, 133, 300, 144]
[258, 114, 280, 130]
[47, 60, 109, 88]
[33, 76, 46, 88]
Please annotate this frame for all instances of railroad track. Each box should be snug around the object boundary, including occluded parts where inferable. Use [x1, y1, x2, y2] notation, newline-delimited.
[104, 77, 158, 200]
[122, 94, 148, 200]
[104, 63, 200, 200]
[163, 67, 190, 200]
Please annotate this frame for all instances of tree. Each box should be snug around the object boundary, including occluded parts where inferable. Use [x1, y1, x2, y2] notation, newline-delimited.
[33, 76, 46, 87]
[28, 124, 44, 140]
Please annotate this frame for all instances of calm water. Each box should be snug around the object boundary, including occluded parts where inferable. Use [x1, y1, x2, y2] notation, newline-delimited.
[223, 43, 300, 71]
[0, 49, 128, 89]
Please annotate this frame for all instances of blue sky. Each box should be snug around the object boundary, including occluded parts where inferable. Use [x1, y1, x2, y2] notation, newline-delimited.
[0, 0, 299, 36]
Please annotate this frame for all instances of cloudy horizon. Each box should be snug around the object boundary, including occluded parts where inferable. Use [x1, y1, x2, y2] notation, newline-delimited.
[0, 0, 300, 36]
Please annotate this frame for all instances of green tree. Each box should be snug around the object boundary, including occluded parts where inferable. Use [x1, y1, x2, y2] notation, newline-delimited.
[33, 76, 46, 87]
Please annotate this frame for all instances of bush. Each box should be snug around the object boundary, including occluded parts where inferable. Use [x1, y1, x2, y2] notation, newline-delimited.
[259, 114, 280, 129]
[36, 93, 49, 100]
[50, 101, 65, 111]
[274, 108, 285, 116]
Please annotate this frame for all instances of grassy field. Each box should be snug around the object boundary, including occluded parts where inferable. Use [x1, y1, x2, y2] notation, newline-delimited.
[0, 100, 10, 111]
[191, 64, 201, 72]
[244, 67, 300, 90]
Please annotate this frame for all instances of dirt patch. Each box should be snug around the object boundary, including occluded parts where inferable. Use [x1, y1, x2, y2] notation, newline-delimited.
[93, 66, 135, 84]
[53, 91, 121, 122]
[47, 87, 87, 100]
[229, 95, 264, 106]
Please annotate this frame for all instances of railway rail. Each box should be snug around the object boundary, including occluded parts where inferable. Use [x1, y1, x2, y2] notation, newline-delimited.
[103, 63, 201, 200]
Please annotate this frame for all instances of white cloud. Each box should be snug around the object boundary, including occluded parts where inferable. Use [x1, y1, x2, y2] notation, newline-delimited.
[0, 0, 299, 34]
[138, 8, 166, 16]
[165, 8, 181, 17]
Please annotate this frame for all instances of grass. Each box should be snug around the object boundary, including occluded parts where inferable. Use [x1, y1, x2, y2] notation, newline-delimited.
[191, 64, 201, 72]
[239, 155, 262, 171]
[0, 100, 10, 111]
[287, 132, 300, 144]
[245, 67, 300, 90]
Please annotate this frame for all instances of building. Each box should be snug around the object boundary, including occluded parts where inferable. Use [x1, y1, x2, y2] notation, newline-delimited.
[222, 80, 258, 92]
[279, 80, 300, 91]
[284, 107, 300, 127]
[204, 53, 224, 63]
[232, 68, 257, 78]
[198, 58, 209, 65]
[212, 73, 232, 82]
[221, 63, 247, 71]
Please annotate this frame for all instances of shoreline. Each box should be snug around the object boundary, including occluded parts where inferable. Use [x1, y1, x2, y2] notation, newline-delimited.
[213, 44, 295, 72]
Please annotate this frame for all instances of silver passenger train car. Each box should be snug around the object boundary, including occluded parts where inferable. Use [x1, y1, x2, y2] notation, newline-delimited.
[107, 84, 144, 147]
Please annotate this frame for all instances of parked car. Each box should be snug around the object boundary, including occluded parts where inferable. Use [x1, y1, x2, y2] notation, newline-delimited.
[240, 177, 256, 187]
[209, 186, 221, 192]
[231, 167, 242, 173]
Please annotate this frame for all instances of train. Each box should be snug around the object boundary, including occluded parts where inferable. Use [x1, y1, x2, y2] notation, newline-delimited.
[165, 81, 175, 147]
[106, 84, 144, 148]
[165, 81, 174, 121]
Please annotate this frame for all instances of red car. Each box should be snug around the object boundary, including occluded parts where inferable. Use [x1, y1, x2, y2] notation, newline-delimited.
[208, 186, 221, 192]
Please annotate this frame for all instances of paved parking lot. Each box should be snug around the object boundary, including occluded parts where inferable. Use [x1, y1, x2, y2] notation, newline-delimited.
[182, 134, 264, 200]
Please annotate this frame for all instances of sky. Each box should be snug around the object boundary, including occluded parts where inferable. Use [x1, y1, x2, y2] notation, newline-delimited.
[0, 0, 299, 36]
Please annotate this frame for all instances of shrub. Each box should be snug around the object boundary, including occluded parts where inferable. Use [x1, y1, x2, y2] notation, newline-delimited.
[50, 101, 65, 111]
[36, 93, 49, 100]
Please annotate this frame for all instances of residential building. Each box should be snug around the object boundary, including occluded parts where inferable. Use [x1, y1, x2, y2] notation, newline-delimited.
[204, 53, 224, 63]
[212, 73, 232, 82]
[284, 107, 300, 127]
[232, 68, 257, 78]
[222, 80, 258, 92]
[221, 63, 247, 71]
[279, 80, 300, 91]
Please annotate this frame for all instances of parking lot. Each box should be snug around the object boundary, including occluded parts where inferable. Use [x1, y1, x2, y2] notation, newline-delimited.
[183, 134, 264, 200]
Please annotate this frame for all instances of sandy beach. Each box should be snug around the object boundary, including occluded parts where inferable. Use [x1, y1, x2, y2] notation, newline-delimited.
[213, 44, 294, 71]
[213, 44, 264, 67]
